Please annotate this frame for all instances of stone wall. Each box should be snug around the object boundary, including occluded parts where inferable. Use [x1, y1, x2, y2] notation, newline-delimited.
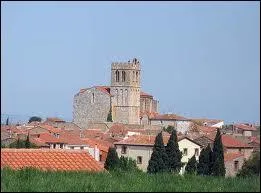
[73, 87, 111, 129]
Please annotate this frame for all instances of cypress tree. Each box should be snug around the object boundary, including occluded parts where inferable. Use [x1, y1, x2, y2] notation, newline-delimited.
[104, 147, 119, 171]
[197, 144, 213, 175]
[211, 128, 225, 176]
[25, 133, 30, 148]
[185, 155, 197, 174]
[165, 129, 182, 173]
[107, 108, 113, 122]
[147, 132, 169, 173]
[6, 117, 9, 125]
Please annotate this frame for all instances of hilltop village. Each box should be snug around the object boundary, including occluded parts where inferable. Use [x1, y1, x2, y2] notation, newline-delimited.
[1, 58, 260, 176]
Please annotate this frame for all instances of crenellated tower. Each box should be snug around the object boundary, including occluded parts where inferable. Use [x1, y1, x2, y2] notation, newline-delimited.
[110, 58, 141, 124]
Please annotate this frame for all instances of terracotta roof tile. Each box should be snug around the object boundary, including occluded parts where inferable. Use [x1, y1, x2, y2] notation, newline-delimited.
[140, 91, 153, 98]
[1, 149, 104, 172]
[233, 124, 257, 131]
[45, 117, 65, 123]
[151, 114, 189, 121]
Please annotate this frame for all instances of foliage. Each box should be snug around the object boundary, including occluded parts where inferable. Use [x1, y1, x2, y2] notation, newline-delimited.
[211, 128, 225, 176]
[185, 155, 197, 174]
[8, 138, 37, 149]
[237, 152, 260, 177]
[165, 129, 182, 173]
[28, 116, 42, 123]
[1, 168, 260, 192]
[6, 117, 9, 125]
[163, 125, 174, 134]
[197, 144, 213, 175]
[118, 156, 141, 172]
[104, 147, 119, 171]
[147, 132, 169, 173]
[107, 108, 113, 122]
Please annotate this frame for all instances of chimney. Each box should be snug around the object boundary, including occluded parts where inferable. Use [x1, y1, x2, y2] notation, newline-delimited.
[94, 144, 100, 161]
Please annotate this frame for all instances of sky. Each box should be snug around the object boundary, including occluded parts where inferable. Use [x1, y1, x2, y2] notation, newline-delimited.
[1, 1, 260, 124]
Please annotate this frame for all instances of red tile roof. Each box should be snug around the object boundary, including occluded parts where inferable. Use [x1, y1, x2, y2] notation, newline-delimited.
[81, 138, 112, 152]
[224, 152, 244, 162]
[45, 117, 65, 123]
[95, 86, 111, 96]
[32, 132, 62, 144]
[1, 149, 104, 172]
[151, 114, 189, 121]
[234, 124, 257, 131]
[140, 91, 153, 98]
[197, 126, 217, 134]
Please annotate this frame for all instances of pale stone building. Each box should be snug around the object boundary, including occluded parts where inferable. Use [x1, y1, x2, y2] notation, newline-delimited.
[73, 58, 159, 128]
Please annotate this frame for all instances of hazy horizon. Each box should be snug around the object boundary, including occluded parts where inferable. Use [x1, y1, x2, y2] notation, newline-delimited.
[1, 1, 260, 125]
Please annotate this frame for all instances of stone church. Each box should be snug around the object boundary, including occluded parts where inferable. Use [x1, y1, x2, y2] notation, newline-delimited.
[73, 58, 159, 128]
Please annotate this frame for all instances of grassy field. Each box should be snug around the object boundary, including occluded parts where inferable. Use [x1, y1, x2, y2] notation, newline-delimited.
[1, 168, 260, 192]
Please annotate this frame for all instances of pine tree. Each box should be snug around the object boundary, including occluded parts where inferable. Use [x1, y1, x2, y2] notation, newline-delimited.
[211, 128, 225, 176]
[147, 132, 169, 173]
[185, 155, 197, 174]
[104, 147, 119, 171]
[6, 117, 9, 125]
[165, 129, 182, 173]
[197, 144, 213, 175]
[25, 133, 30, 148]
[107, 108, 113, 122]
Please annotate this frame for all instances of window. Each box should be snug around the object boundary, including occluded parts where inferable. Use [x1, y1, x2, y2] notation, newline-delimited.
[136, 71, 138, 82]
[183, 148, 188, 156]
[92, 93, 95, 103]
[99, 154, 102, 161]
[53, 144, 56, 149]
[60, 144, 63, 149]
[234, 161, 239, 171]
[195, 148, 199, 156]
[137, 156, 142, 164]
[122, 71, 126, 82]
[121, 145, 127, 154]
[239, 148, 242, 153]
[115, 70, 120, 82]
[80, 146, 84, 150]
[70, 146, 74, 149]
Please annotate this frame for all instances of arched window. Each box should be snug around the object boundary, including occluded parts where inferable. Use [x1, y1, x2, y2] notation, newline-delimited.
[122, 71, 126, 82]
[92, 93, 95, 103]
[116, 70, 119, 82]
[136, 71, 139, 82]
[125, 89, 128, 105]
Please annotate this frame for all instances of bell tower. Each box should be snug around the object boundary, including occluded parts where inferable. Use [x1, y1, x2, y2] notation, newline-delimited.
[110, 58, 141, 124]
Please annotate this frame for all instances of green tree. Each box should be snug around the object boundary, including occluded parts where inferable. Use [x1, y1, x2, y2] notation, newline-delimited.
[107, 108, 113, 122]
[163, 125, 174, 134]
[104, 147, 120, 171]
[237, 152, 260, 177]
[6, 117, 9, 125]
[211, 128, 225, 176]
[185, 155, 198, 174]
[118, 156, 141, 172]
[147, 132, 169, 173]
[197, 144, 213, 175]
[25, 133, 30, 148]
[165, 129, 182, 173]
[28, 116, 42, 123]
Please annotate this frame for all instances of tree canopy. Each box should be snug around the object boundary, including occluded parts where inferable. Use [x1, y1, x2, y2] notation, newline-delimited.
[104, 147, 120, 171]
[185, 155, 197, 174]
[28, 116, 42, 123]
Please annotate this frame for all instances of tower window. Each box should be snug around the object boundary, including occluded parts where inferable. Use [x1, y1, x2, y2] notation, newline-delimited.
[122, 71, 126, 82]
[136, 71, 138, 82]
[116, 70, 119, 82]
[92, 93, 95, 103]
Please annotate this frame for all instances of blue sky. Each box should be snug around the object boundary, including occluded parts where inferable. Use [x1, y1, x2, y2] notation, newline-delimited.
[1, 1, 260, 124]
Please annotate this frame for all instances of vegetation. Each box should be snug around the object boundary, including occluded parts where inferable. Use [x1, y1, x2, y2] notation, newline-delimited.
[147, 132, 169, 173]
[104, 147, 119, 171]
[185, 155, 197, 174]
[1, 168, 260, 192]
[197, 144, 213, 175]
[237, 152, 260, 177]
[8, 138, 37, 149]
[28, 116, 42, 123]
[163, 125, 174, 134]
[165, 129, 182, 173]
[211, 128, 225, 176]
[106, 108, 113, 122]
[6, 117, 9, 125]
[118, 156, 141, 172]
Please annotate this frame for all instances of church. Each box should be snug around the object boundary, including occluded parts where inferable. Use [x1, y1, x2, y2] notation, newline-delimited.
[73, 58, 159, 128]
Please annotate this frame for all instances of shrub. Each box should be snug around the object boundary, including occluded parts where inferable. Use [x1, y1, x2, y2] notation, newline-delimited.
[237, 152, 260, 177]
[28, 116, 42, 123]
[104, 147, 120, 171]
[185, 155, 197, 174]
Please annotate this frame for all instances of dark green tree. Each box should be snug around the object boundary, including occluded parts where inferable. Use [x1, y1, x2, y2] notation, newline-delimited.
[119, 156, 140, 172]
[237, 152, 260, 177]
[197, 144, 213, 175]
[211, 128, 225, 176]
[6, 117, 9, 125]
[28, 116, 42, 123]
[163, 125, 174, 134]
[165, 129, 182, 173]
[185, 155, 198, 174]
[107, 108, 113, 122]
[147, 132, 169, 173]
[104, 147, 120, 171]
[25, 133, 30, 148]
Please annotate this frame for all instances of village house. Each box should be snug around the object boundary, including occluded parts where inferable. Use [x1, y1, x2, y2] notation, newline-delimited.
[232, 123, 257, 137]
[1, 148, 104, 172]
[114, 134, 202, 174]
